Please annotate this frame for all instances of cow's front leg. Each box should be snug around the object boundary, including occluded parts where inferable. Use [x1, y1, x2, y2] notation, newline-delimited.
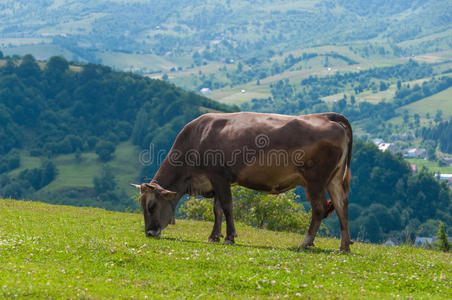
[301, 189, 327, 248]
[208, 197, 224, 242]
[221, 195, 237, 244]
[211, 177, 237, 244]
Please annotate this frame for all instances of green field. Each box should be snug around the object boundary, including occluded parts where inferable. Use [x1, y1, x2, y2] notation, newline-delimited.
[407, 158, 452, 174]
[0, 199, 450, 298]
[8, 141, 142, 197]
[396, 86, 452, 119]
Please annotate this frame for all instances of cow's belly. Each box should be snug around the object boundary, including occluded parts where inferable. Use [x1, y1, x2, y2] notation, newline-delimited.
[188, 174, 214, 196]
[236, 165, 306, 194]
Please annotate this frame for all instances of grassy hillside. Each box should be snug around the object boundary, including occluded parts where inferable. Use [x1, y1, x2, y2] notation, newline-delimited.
[406, 158, 452, 174]
[1, 199, 450, 298]
[8, 141, 141, 198]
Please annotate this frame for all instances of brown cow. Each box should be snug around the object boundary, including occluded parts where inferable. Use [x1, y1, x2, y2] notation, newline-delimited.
[132, 112, 353, 251]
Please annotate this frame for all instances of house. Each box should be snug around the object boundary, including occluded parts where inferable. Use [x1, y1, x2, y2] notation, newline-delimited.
[415, 236, 452, 247]
[415, 237, 435, 247]
[383, 239, 397, 247]
[436, 174, 452, 187]
[438, 174, 452, 181]
[404, 148, 427, 159]
[199, 87, 212, 95]
[439, 157, 452, 166]
[373, 138, 384, 146]
[378, 143, 396, 153]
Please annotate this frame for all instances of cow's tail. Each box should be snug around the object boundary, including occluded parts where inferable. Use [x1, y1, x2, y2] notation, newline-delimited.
[325, 113, 353, 196]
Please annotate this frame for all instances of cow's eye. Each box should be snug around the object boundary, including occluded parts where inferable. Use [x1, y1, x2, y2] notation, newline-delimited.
[148, 202, 157, 213]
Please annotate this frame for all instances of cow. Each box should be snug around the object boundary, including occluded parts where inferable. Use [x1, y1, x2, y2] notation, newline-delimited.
[131, 112, 353, 251]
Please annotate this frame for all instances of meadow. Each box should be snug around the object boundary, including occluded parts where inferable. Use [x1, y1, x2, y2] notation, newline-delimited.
[0, 199, 450, 298]
[8, 141, 142, 198]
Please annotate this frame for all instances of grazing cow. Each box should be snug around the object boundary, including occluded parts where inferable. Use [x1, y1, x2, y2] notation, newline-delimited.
[132, 112, 353, 251]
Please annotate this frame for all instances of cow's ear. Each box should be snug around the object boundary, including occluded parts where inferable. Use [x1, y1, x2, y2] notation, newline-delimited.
[160, 190, 177, 200]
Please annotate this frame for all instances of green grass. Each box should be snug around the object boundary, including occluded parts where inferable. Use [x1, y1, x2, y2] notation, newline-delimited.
[8, 141, 142, 197]
[1, 199, 450, 298]
[407, 158, 452, 173]
[97, 51, 193, 72]
[1, 44, 76, 61]
[397, 86, 452, 118]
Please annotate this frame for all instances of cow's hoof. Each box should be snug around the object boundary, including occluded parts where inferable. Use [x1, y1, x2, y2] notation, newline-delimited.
[208, 236, 221, 243]
[339, 246, 351, 252]
[339, 240, 353, 252]
[223, 239, 235, 245]
[300, 241, 314, 249]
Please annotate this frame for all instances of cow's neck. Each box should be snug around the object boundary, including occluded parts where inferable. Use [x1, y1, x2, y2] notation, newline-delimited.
[152, 158, 186, 205]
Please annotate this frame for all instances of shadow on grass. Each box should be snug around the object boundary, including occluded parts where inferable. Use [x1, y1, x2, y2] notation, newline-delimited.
[158, 236, 353, 255]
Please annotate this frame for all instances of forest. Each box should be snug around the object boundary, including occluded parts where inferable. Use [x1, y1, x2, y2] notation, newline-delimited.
[420, 118, 452, 154]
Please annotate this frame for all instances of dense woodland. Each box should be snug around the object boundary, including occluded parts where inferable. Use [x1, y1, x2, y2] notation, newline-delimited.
[0, 54, 450, 242]
[420, 118, 452, 154]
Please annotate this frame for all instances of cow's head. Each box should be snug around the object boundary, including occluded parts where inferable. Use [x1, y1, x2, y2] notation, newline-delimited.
[131, 182, 177, 237]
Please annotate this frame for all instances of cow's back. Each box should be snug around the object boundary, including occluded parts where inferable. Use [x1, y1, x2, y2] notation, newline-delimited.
[171, 112, 347, 194]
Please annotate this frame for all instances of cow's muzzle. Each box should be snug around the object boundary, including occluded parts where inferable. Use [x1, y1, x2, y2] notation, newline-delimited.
[146, 229, 161, 238]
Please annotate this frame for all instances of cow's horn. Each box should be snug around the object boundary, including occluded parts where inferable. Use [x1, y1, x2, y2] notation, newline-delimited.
[130, 183, 141, 189]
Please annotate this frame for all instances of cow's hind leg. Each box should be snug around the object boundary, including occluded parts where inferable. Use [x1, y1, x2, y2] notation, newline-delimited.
[301, 188, 328, 248]
[327, 177, 353, 252]
[208, 197, 224, 242]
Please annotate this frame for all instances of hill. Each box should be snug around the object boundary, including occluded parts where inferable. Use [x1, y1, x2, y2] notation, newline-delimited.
[1, 0, 451, 69]
[1, 199, 450, 298]
[0, 55, 236, 210]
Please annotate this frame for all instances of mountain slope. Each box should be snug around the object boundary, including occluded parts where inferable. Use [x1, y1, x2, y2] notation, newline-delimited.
[1, 199, 450, 298]
[1, 0, 451, 64]
[0, 55, 236, 210]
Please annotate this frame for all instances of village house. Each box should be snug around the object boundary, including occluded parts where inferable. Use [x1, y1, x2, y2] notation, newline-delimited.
[199, 87, 212, 95]
[404, 148, 427, 159]
[378, 143, 396, 153]
[439, 157, 452, 166]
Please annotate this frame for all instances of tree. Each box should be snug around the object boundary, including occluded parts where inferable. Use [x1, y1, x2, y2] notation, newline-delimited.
[0, 50, 3, 59]
[436, 222, 450, 252]
[379, 81, 388, 91]
[93, 166, 116, 196]
[434, 110, 443, 123]
[17, 54, 41, 78]
[414, 113, 420, 127]
[237, 62, 243, 73]
[41, 160, 57, 187]
[46, 56, 69, 75]
[95, 140, 115, 162]
[403, 110, 410, 124]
